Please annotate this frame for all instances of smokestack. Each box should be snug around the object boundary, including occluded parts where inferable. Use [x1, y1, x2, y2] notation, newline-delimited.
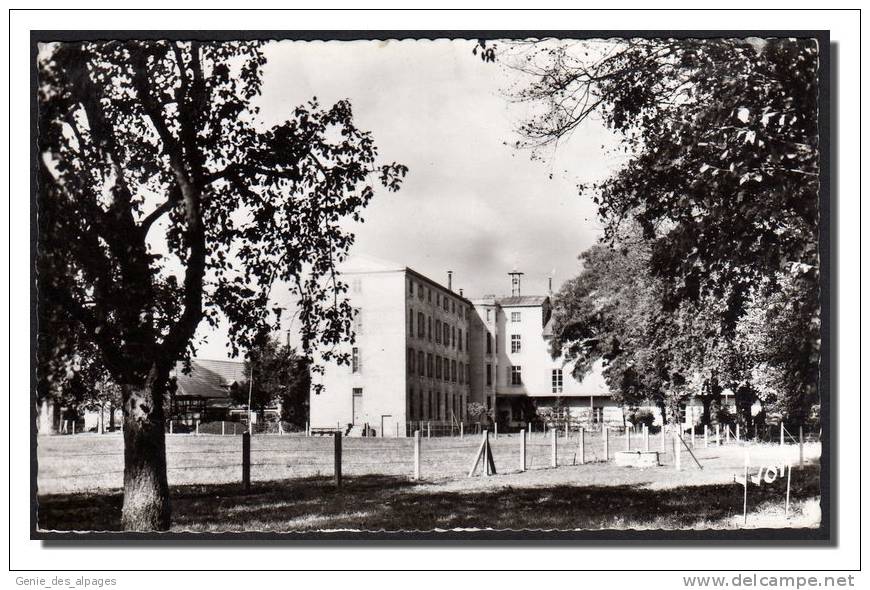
[508, 271, 524, 297]
[548, 276, 553, 294]
[447, 270, 453, 291]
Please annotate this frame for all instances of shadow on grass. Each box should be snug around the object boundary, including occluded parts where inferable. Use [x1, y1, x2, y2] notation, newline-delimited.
[37, 466, 820, 532]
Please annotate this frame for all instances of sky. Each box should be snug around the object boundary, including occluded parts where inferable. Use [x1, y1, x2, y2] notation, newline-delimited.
[195, 39, 626, 360]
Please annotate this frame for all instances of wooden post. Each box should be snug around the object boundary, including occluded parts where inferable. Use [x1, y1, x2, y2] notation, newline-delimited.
[625, 426, 631, 451]
[743, 452, 749, 525]
[785, 464, 792, 518]
[780, 422, 785, 446]
[468, 430, 488, 477]
[578, 427, 586, 465]
[395, 422, 399, 438]
[674, 431, 681, 471]
[726, 424, 731, 443]
[460, 422, 464, 438]
[704, 425, 709, 448]
[715, 424, 720, 446]
[551, 427, 558, 467]
[799, 425, 804, 469]
[565, 421, 569, 440]
[643, 425, 650, 452]
[494, 422, 499, 439]
[169, 421, 173, 435]
[735, 423, 740, 442]
[690, 424, 695, 448]
[221, 421, 226, 436]
[334, 432, 342, 488]
[519, 429, 526, 472]
[413, 430, 421, 480]
[242, 431, 251, 492]
[660, 424, 666, 452]
[604, 426, 609, 461]
[427, 422, 431, 439]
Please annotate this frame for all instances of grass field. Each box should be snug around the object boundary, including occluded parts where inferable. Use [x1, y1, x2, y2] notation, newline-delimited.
[36, 432, 822, 532]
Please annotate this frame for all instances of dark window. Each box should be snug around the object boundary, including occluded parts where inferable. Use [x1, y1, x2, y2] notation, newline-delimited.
[418, 312, 425, 338]
[511, 365, 522, 386]
[427, 353, 433, 378]
[409, 308, 414, 337]
[486, 333, 492, 354]
[409, 280, 414, 296]
[408, 348, 415, 373]
[418, 351, 425, 376]
[428, 317, 432, 341]
[486, 364, 492, 386]
[451, 360, 457, 382]
[435, 319, 442, 344]
[458, 328, 463, 351]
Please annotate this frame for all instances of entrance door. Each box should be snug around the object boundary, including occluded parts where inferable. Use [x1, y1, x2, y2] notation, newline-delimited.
[352, 388, 363, 424]
[381, 415, 394, 437]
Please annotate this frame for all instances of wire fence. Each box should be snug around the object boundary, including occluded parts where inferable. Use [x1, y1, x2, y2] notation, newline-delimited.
[36, 421, 820, 496]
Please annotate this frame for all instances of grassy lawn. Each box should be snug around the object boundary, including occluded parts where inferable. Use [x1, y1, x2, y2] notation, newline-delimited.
[36, 432, 822, 532]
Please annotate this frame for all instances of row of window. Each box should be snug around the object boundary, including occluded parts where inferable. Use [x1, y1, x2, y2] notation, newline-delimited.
[408, 279, 468, 320]
[483, 309, 522, 323]
[408, 387, 465, 422]
[409, 309, 467, 351]
[408, 348, 468, 384]
[479, 365, 563, 393]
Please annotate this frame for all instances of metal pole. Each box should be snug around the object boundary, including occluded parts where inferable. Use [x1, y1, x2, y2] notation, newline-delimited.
[551, 427, 557, 467]
[579, 427, 586, 465]
[519, 428, 526, 472]
[604, 426, 609, 461]
[427, 422, 431, 439]
[414, 430, 421, 480]
[625, 426, 631, 451]
[334, 432, 342, 488]
[780, 422, 785, 446]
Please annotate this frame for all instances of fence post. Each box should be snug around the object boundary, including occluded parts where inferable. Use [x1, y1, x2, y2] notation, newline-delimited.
[221, 421, 226, 436]
[565, 422, 569, 440]
[735, 423, 740, 442]
[780, 422, 785, 447]
[674, 431, 681, 471]
[414, 430, 421, 480]
[169, 421, 173, 435]
[704, 425, 709, 448]
[460, 422, 464, 438]
[660, 424, 666, 452]
[242, 431, 251, 492]
[604, 426, 609, 461]
[551, 427, 558, 467]
[519, 428, 526, 472]
[690, 424, 695, 448]
[726, 424, 731, 443]
[579, 427, 586, 465]
[395, 422, 399, 439]
[799, 425, 804, 469]
[334, 432, 342, 488]
[427, 422, 431, 439]
[715, 424, 720, 446]
[495, 422, 499, 439]
[625, 426, 631, 451]
[196, 421, 200, 436]
[643, 425, 650, 452]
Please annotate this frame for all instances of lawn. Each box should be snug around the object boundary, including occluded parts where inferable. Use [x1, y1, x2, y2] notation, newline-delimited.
[36, 432, 822, 532]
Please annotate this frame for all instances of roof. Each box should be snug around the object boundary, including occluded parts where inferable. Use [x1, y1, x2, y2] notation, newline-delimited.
[172, 359, 246, 400]
[496, 295, 549, 307]
[542, 315, 555, 337]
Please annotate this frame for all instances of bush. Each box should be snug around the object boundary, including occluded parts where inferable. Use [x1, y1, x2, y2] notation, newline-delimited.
[627, 408, 655, 430]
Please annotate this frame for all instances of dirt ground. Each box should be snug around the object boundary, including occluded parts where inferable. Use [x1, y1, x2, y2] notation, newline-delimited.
[36, 432, 822, 532]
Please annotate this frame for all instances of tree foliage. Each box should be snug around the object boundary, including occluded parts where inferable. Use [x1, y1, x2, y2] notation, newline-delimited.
[36, 39, 406, 529]
[230, 338, 311, 424]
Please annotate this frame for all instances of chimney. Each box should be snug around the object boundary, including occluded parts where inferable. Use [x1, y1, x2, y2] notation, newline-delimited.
[508, 271, 524, 297]
[548, 276, 553, 295]
[447, 270, 453, 291]
[459, 288, 464, 297]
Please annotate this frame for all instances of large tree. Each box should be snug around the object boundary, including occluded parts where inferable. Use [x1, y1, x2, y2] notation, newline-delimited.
[499, 37, 820, 420]
[36, 39, 406, 530]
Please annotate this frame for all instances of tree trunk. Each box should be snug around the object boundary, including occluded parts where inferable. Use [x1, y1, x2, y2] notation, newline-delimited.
[121, 368, 171, 531]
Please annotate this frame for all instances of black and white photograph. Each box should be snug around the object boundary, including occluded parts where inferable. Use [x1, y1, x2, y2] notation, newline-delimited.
[31, 29, 828, 539]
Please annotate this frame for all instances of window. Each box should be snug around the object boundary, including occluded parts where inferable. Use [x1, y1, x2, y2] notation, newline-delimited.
[408, 308, 414, 337]
[427, 289, 432, 303]
[511, 311, 521, 323]
[458, 328, 463, 351]
[452, 326, 456, 348]
[352, 278, 362, 293]
[418, 285, 424, 300]
[466, 332, 468, 351]
[417, 312, 425, 338]
[511, 365, 522, 386]
[444, 297, 449, 312]
[352, 348, 360, 373]
[436, 357, 442, 380]
[409, 280, 414, 296]
[353, 308, 362, 335]
[435, 319, 442, 344]
[458, 362, 464, 384]
[427, 353, 433, 378]
[486, 333, 492, 354]
[511, 334, 522, 353]
[443, 323, 449, 346]
[451, 360, 457, 382]
[452, 300, 456, 314]
[486, 364, 492, 386]
[408, 387, 415, 420]
[418, 351, 425, 376]
[437, 293, 441, 307]
[427, 391, 432, 419]
[428, 316, 432, 341]
[353, 387, 363, 397]
[552, 368, 563, 393]
[408, 348, 415, 373]
[486, 308, 491, 322]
